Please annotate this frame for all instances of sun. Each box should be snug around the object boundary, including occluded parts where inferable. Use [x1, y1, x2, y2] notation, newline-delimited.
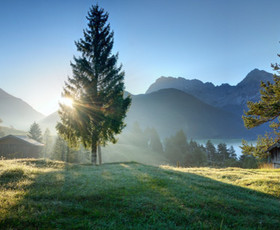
[60, 97, 73, 107]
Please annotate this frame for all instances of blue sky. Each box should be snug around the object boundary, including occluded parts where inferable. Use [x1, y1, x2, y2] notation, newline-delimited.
[0, 0, 280, 115]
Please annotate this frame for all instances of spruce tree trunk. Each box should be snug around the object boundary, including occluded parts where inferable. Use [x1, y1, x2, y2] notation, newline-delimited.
[91, 140, 97, 165]
[67, 146, 70, 163]
[98, 145, 102, 165]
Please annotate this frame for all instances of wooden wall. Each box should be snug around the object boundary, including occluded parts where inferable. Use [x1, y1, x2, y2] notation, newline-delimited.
[271, 148, 280, 168]
[0, 138, 42, 159]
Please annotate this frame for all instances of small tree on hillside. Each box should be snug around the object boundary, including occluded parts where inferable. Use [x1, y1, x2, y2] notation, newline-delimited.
[28, 122, 42, 142]
[242, 49, 280, 159]
[56, 5, 131, 165]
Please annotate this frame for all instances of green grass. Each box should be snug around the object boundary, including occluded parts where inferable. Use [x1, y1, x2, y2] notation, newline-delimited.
[0, 159, 280, 229]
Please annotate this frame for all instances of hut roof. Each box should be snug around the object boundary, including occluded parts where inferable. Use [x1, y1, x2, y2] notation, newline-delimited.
[267, 141, 280, 152]
[0, 135, 44, 147]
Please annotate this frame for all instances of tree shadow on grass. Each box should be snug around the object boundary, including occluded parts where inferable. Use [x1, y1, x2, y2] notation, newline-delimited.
[0, 168, 26, 189]
[1, 160, 280, 229]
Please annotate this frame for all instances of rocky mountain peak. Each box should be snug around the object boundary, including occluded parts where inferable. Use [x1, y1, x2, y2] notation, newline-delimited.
[237, 69, 273, 88]
[145, 69, 274, 115]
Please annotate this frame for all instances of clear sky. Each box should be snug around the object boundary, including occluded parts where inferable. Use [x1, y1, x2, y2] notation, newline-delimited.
[0, 0, 280, 115]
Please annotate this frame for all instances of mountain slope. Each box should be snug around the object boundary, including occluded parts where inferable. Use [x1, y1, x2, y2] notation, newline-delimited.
[39, 111, 60, 133]
[127, 88, 257, 139]
[0, 88, 45, 130]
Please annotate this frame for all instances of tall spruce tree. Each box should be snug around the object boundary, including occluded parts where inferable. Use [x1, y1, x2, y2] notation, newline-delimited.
[56, 5, 131, 165]
[242, 49, 280, 158]
[28, 122, 42, 142]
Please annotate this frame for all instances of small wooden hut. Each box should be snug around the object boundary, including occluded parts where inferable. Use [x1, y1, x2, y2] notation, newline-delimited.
[267, 142, 280, 168]
[0, 135, 44, 159]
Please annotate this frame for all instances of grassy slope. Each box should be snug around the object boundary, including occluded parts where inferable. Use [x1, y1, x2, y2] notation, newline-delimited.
[0, 159, 280, 229]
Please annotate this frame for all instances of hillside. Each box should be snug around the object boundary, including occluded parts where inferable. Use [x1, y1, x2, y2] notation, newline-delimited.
[0, 88, 45, 130]
[0, 159, 279, 229]
[127, 88, 258, 139]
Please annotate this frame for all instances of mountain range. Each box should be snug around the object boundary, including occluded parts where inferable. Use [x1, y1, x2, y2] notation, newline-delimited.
[0, 68, 274, 139]
[146, 69, 273, 116]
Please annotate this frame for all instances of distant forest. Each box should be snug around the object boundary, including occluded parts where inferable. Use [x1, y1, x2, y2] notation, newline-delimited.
[22, 121, 257, 169]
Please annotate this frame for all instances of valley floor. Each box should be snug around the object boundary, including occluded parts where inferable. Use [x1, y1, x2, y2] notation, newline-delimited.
[0, 159, 280, 229]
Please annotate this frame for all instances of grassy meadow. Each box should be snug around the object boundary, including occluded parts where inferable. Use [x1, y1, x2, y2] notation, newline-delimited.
[0, 159, 280, 229]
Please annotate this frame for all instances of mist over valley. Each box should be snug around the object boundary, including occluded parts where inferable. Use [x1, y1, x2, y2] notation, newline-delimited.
[0, 69, 272, 162]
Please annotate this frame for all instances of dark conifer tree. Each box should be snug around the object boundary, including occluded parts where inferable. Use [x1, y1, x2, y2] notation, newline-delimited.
[56, 5, 131, 165]
[28, 122, 42, 142]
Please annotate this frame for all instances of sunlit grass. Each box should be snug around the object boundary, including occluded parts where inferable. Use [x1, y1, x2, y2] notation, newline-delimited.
[160, 165, 280, 198]
[0, 159, 280, 229]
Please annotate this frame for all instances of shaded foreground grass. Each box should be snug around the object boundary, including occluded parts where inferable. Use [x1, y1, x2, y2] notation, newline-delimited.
[0, 159, 280, 229]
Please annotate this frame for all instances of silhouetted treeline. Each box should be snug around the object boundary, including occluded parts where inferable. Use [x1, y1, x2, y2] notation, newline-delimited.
[40, 122, 258, 168]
